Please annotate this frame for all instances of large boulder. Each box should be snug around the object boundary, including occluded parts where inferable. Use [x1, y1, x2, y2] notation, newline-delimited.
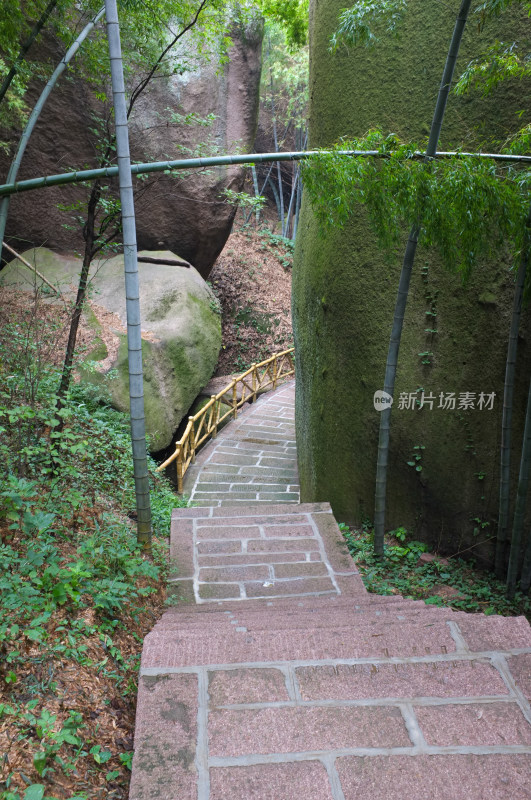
[293, 0, 531, 565]
[1, 248, 221, 451]
[1, 16, 263, 277]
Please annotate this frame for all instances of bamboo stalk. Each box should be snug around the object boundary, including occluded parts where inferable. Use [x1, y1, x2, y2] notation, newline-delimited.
[496, 206, 531, 577]
[105, 0, 152, 550]
[1, 240, 62, 296]
[2, 150, 530, 199]
[506, 375, 531, 598]
[373, 0, 472, 558]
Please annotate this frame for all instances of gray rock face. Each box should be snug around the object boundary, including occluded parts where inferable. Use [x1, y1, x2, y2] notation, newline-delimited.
[1, 18, 263, 277]
[1, 248, 222, 451]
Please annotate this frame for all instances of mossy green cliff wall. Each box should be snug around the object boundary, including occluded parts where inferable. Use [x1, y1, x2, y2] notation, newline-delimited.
[293, 0, 531, 562]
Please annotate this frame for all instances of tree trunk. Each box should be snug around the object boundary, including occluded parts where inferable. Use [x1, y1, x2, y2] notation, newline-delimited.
[55, 182, 101, 413]
[495, 206, 531, 577]
[373, 0, 473, 557]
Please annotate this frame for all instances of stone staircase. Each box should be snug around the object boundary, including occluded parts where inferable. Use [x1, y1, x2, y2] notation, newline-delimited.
[129, 384, 531, 800]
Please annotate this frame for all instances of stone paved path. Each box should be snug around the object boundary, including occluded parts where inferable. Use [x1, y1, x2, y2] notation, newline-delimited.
[183, 381, 299, 506]
[130, 383, 531, 800]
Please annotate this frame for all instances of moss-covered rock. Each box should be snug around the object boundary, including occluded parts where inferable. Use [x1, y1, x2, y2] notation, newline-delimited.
[1, 248, 221, 451]
[293, 0, 531, 564]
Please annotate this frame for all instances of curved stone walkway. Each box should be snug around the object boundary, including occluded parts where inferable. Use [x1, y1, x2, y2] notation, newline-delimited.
[183, 381, 299, 506]
[130, 381, 531, 800]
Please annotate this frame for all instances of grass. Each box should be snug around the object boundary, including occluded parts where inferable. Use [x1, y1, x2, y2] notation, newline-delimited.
[339, 521, 531, 620]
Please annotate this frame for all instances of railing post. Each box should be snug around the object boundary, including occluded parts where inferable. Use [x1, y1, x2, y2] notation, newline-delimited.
[272, 356, 278, 389]
[232, 381, 238, 419]
[189, 416, 196, 463]
[252, 364, 257, 402]
[211, 396, 218, 438]
[177, 452, 183, 494]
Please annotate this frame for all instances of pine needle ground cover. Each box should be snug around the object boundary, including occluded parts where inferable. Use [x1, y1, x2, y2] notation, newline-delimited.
[0, 290, 185, 800]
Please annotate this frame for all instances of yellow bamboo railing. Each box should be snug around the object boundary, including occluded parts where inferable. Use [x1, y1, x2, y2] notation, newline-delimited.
[156, 348, 295, 492]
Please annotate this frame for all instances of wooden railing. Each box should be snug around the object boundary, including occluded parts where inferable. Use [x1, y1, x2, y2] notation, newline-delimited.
[156, 348, 295, 492]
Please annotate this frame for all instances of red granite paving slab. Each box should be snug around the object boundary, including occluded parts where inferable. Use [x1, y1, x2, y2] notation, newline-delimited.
[234, 467, 298, 479]
[507, 653, 531, 703]
[312, 512, 360, 573]
[247, 538, 319, 552]
[225, 603, 462, 628]
[155, 595, 468, 629]
[415, 702, 531, 746]
[194, 525, 262, 539]
[208, 705, 409, 756]
[166, 580, 195, 604]
[336, 754, 531, 799]
[296, 659, 510, 701]
[200, 464, 241, 474]
[194, 491, 261, 500]
[328, 574, 367, 596]
[209, 761, 334, 800]
[210, 503, 330, 517]
[196, 540, 242, 554]
[262, 524, 316, 537]
[272, 562, 330, 578]
[260, 456, 297, 467]
[236, 441, 295, 452]
[129, 673, 197, 800]
[199, 565, 271, 582]
[197, 514, 307, 526]
[198, 583, 241, 600]
[169, 519, 194, 577]
[198, 552, 311, 566]
[171, 507, 211, 518]
[209, 451, 260, 464]
[216, 446, 267, 456]
[208, 667, 290, 705]
[457, 616, 531, 651]
[142, 621, 459, 668]
[244, 576, 336, 597]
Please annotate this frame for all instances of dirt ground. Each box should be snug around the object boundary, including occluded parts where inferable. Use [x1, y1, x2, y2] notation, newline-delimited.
[209, 226, 294, 376]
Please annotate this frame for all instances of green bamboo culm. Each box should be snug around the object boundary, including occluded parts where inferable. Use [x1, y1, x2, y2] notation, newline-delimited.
[373, 0, 473, 558]
[506, 374, 531, 599]
[495, 207, 531, 578]
[1, 149, 529, 200]
[104, 0, 152, 552]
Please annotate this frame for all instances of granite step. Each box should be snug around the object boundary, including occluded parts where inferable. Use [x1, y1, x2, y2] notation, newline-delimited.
[131, 382, 531, 799]
[141, 613, 531, 671]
